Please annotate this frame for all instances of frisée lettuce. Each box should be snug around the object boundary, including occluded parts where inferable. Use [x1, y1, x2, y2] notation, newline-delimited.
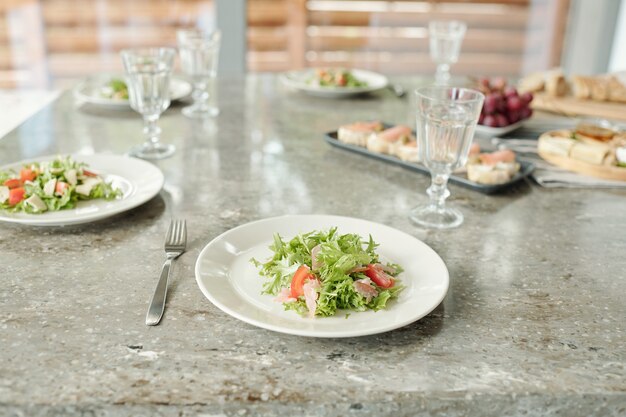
[0, 155, 122, 214]
[252, 228, 404, 318]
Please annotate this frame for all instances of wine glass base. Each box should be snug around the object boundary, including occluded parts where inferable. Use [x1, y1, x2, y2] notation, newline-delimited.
[182, 105, 219, 118]
[409, 204, 464, 229]
[129, 143, 176, 160]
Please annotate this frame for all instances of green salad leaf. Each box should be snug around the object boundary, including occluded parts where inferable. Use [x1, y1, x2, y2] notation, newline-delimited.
[252, 228, 404, 318]
[0, 155, 122, 214]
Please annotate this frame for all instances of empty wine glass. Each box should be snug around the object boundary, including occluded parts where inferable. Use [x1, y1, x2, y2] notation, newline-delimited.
[177, 29, 221, 118]
[410, 87, 484, 229]
[429, 21, 467, 86]
[121, 47, 176, 159]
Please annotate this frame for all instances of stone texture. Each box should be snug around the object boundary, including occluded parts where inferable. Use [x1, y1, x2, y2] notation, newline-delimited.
[0, 75, 625, 416]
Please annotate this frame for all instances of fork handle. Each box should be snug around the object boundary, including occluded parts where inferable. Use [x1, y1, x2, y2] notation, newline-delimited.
[146, 258, 173, 326]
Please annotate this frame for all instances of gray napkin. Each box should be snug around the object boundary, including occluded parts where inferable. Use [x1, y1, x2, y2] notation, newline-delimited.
[491, 138, 626, 189]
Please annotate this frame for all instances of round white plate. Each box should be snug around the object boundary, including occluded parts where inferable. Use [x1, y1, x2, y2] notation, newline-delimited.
[73, 74, 192, 108]
[0, 154, 164, 226]
[195, 215, 449, 338]
[280, 69, 388, 98]
[474, 119, 527, 137]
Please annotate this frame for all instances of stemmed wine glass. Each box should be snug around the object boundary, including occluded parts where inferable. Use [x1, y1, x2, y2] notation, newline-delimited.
[176, 29, 221, 118]
[410, 87, 484, 229]
[428, 21, 467, 86]
[121, 47, 176, 159]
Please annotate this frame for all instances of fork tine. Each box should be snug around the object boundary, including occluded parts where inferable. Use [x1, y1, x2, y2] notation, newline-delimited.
[167, 219, 185, 247]
[172, 220, 182, 245]
[165, 220, 175, 246]
[175, 220, 184, 245]
[181, 220, 187, 245]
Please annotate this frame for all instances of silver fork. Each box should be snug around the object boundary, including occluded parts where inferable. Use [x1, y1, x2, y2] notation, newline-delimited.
[146, 219, 187, 326]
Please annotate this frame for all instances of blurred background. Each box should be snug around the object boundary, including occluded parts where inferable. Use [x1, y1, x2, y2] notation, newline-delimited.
[0, 0, 624, 89]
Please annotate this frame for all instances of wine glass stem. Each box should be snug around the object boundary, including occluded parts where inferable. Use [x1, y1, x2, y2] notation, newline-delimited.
[192, 84, 210, 109]
[435, 64, 450, 85]
[427, 173, 451, 211]
[143, 115, 161, 146]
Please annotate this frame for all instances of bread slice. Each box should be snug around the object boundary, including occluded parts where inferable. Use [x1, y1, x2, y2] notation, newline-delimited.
[367, 125, 413, 155]
[467, 164, 511, 185]
[538, 136, 577, 157]
[396, 141, 419, 162]
[337, 121, 383, 147]
[608, 76, 626, 103]
[545, 71, 568, 97]
[571, 75, 592, 99]
[570, 142, 611, 165]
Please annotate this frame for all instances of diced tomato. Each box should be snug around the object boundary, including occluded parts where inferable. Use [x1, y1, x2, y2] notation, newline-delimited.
[20, 168, 37, 182]
[82, 169, 97, 177]
[3, 178, 22, 189]
[290, 265, 316, 298]
[364, 264, 395, 289]
[8, 187, 25, 206]
[55, 181, 69, 194]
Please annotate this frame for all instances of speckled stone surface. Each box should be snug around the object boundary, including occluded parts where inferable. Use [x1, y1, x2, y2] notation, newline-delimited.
[0, 75, 625, 416]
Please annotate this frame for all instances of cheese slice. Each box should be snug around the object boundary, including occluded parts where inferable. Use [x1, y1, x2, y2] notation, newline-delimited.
[25, 194, 47, 212]
[570, 142, 610, 165]
[0, 185, 9, 204]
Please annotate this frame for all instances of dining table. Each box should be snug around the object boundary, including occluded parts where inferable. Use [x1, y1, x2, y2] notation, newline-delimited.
[0, 74, 625, 416]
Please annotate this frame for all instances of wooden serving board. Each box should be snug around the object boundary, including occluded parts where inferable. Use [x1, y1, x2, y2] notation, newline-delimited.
[532, 93, 626, 121]
[538, 149, 626, 182]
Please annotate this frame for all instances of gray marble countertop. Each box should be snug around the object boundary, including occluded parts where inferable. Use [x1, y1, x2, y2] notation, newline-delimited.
[0, 75, 625, 416]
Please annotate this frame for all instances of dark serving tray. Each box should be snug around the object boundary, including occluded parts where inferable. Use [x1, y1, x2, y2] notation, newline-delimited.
[324, 130, 535, 194]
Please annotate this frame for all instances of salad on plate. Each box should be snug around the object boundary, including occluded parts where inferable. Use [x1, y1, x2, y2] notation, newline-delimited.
[309, 69, 368, 88]
[0, 156, 122, 214]
[252, 228, 404, 318]
[100, 78, 128, 100]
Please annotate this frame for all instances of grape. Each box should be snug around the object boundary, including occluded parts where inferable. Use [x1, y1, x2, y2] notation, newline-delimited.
[507, 110, 521, 124]
[495, 113, 508, 127]
[483, 115, 498, 127]
[495, 94, 507, 113]
[520, 107, 533, 120]
[504, 86, 518, 99]
[520, 91, 533, 104]
[506, 96, 523, 112]
[479, 78, 532, 120]
[483, 94, 498, 114]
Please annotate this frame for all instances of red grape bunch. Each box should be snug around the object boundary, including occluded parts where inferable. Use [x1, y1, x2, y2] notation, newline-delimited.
[476, 77, 533, 128]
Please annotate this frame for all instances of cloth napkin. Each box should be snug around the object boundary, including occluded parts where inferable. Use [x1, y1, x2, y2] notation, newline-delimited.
[532, 165, 626, 188]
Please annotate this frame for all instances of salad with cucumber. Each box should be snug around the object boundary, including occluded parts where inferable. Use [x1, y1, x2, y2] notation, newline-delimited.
[252, 228, 404, 318]
[309, 69, 368, 88]
[0, 156, 122, 214]
[100, 78, 128, 100]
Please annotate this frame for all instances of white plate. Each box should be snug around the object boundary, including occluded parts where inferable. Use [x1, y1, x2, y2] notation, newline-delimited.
[474, 119, 527, 137]
[0, 154, 164, 226]
[195, 215, 449, 338]
[280, 69, 388, 98]
[73, 74, 192, 108]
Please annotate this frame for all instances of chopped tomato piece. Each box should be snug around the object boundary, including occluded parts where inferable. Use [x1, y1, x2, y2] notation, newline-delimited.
[364, 264, 395, 289]
[3, 178, 22, 189]
[20, 168, 37, 182]
[8, 187, 25, 206]
[55, 181, 69, 194]
[290, 265, 316, 298]
[82, 169, 97, 177]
